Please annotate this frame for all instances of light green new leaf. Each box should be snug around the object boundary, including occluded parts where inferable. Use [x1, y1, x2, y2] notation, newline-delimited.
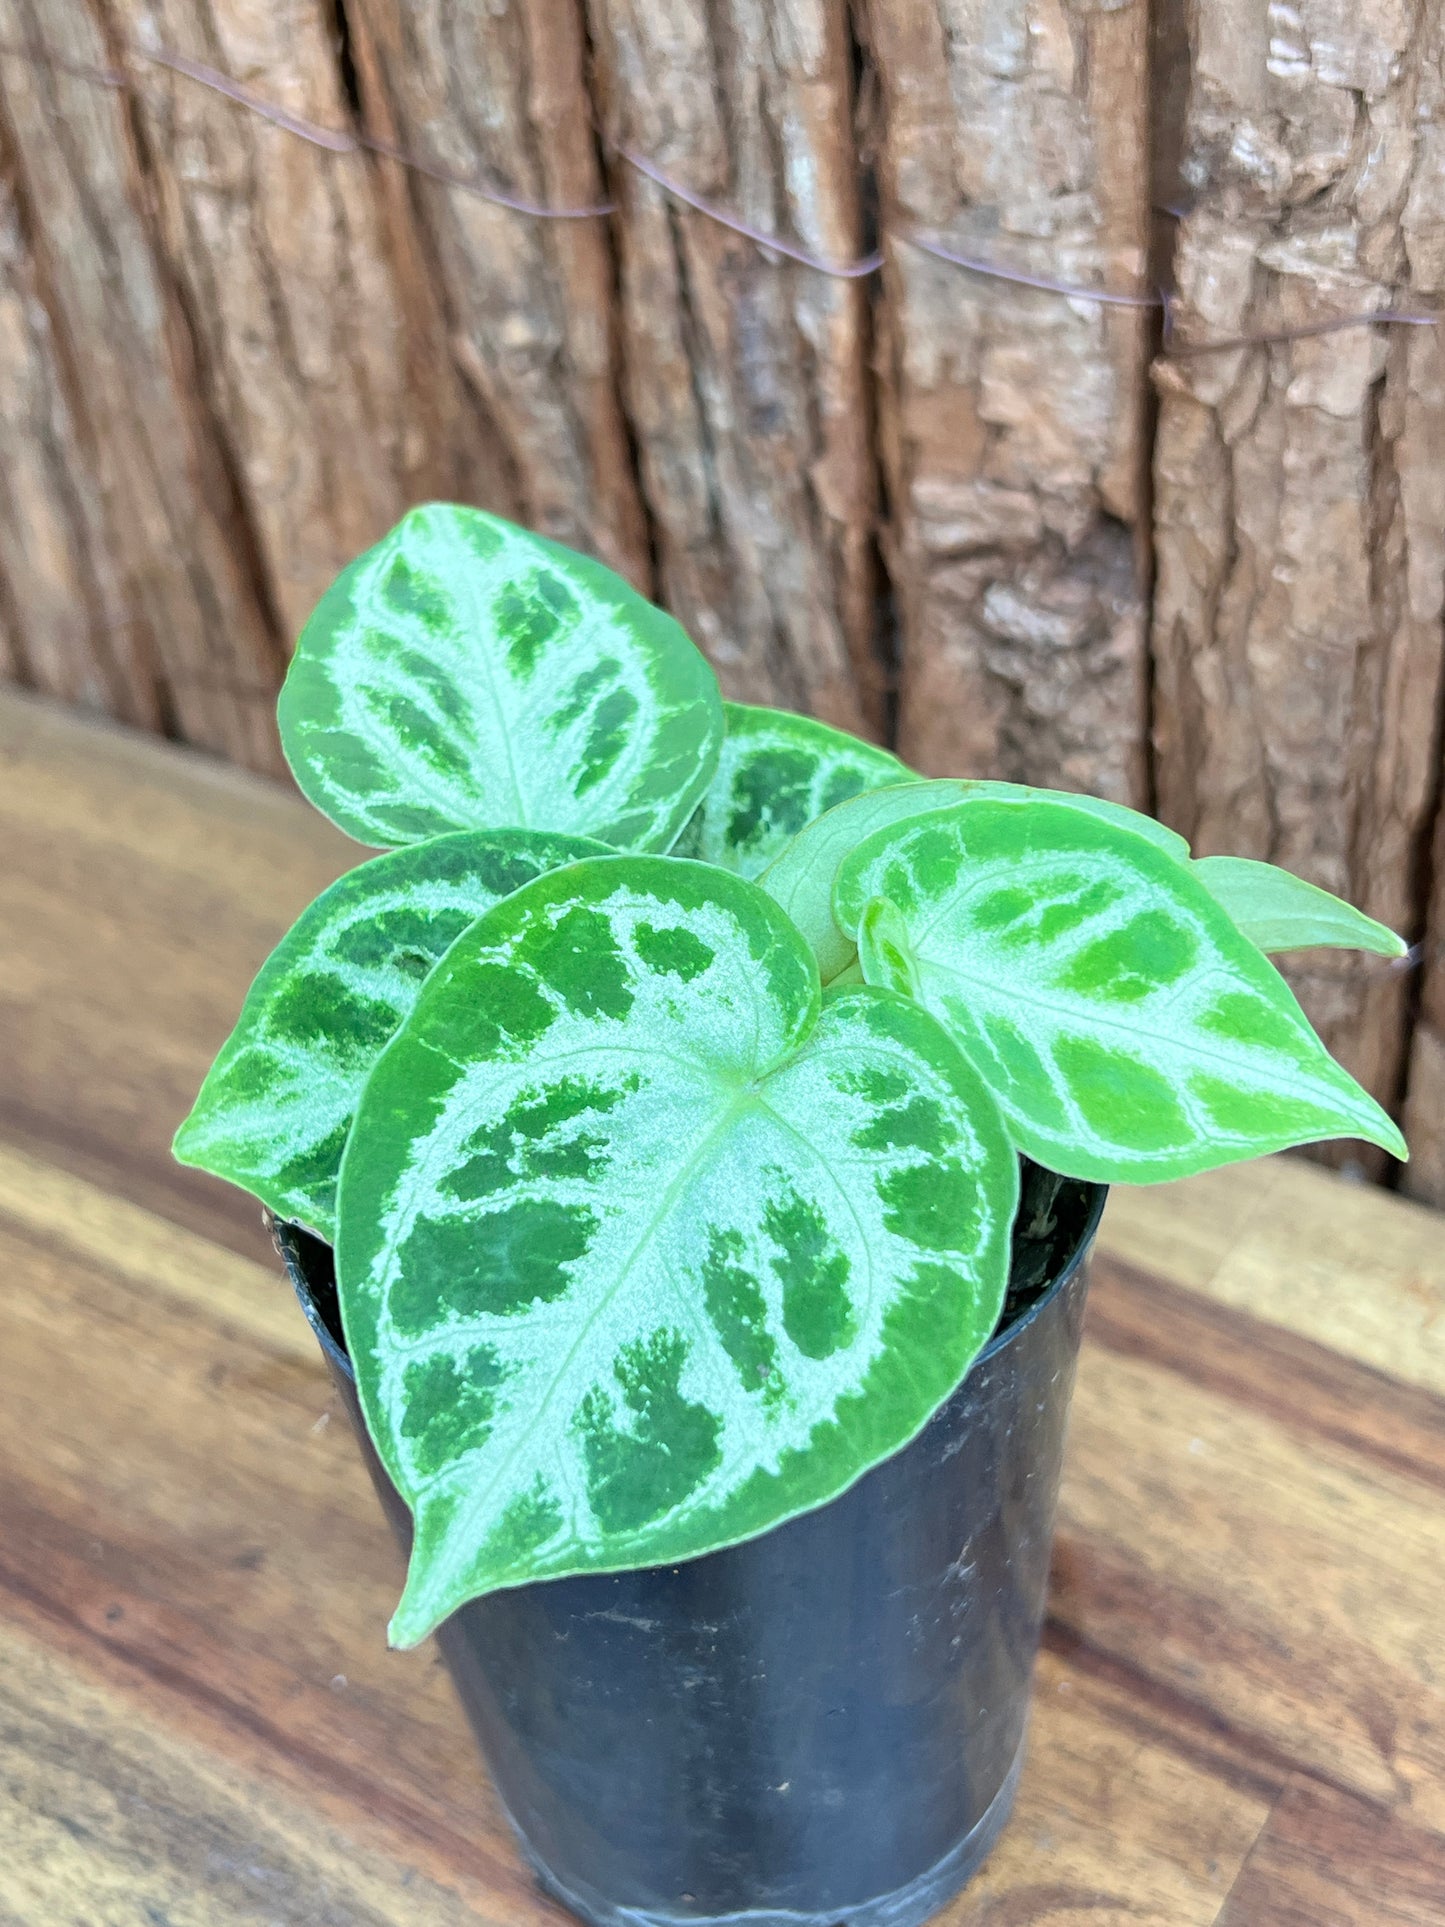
[278, 504, 723, 851]
[335, 855, 1019, 1646]
[173, 829, 609, 1238]
[835, 801, 1406, 1184]
[760, 778, 1187, 983]
[1193, 855, 1407, 958]
[856, 896, 920, 999]
[670, 702, 911, 876]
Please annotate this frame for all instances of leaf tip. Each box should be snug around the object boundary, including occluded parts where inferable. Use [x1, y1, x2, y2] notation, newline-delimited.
[1378, 1116, 1410, 1163]
[170, 1104, 210, 1171]
[387, 1492, 485, 1648]
[1351, 1091, 1409, 1164]
[387, 1567, 446, 1651]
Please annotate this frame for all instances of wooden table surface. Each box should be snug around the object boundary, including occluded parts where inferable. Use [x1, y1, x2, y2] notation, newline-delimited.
[3, 688, 1444, 1927]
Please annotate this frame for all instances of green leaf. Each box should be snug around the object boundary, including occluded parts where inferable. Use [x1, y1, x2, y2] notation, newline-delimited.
[1192, 856, 1407, 957]
[173, 829, 609, 1237]
[856, 896, 921, 999]
[278, 504, 724, 851]
[670, 702, 910, 876]
[759, 778, 1186, 983]
[335, 855, 1019, 1645]
[835, 800, 1407, 1184]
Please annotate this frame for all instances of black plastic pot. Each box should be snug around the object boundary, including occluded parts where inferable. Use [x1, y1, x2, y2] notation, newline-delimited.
[276, 1178, 1105, 1927]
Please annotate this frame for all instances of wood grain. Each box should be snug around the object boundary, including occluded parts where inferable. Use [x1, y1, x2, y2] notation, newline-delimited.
[1216, 1775, 1445, 1927]
[586, 0, 885, 733]
[4, 695, 1445, 1922]
[1055, 1303, 1445, 1826]
[1148, 0, 1445, 1143]
[0, 690, 357, 1262]
[863, 0, 1153, 799]
[1098, 1154, 1445, 1399]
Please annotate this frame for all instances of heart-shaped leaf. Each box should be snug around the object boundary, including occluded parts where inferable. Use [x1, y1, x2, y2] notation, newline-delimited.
[278, 504, 724, 851]
[670, 702, 910, 875]
[173, 829, 609, 1238]
[760, 778, 1186, 983]
[336, 856, 1019, 1645]
[834, 800, 1406, 1183]
[1193, 856, 1406, 957]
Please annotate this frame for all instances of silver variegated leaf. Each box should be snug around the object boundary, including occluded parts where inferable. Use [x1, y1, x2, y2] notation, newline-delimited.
[1193, 856, 1406, 957]
[759, 777, 1187, 983]
[336, 856, 1018, 1646]
[173, 829, 609, 1238]
[834, 800, 1407, 1184]
[278, 504, 724, 851]
[670, 702, 910, 876]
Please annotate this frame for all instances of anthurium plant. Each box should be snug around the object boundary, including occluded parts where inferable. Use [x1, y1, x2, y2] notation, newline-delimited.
[176, 504, 1408, 1649]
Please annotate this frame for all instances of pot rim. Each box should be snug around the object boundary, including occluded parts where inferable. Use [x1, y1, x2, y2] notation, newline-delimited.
[978, 1176, 1106, 1365]
[273, 1179, 1107, 1390]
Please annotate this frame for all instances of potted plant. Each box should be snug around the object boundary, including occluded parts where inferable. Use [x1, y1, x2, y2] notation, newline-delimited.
[176, 505, 1407, 1927]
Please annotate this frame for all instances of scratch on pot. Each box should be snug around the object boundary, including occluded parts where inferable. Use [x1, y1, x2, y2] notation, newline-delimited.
[582, 1608, 661, 1632]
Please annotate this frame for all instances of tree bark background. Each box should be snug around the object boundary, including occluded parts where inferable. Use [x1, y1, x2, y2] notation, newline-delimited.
[1, 0, 1442, 1192]
[862, 0, 1153, 803]
[1395, 2, 1445, 1200]
[0, 0, 288, 770]
[1149, 0, 1445, 1160]
[347, 0, 650, 586]
[587, 0, 884, 733]
[0, 152, 151, 721]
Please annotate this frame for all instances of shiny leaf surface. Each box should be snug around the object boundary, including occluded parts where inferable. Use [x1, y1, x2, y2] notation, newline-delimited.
[836, 801, 1406, 1183]
[1193, 855, 1407, 957]
[279, 504, 723, 851]
[671, 703, 910, 876]
[336, 856, 1019, 1644]
[173, 830, 608, 1237]
[760, 778, 1186, 982]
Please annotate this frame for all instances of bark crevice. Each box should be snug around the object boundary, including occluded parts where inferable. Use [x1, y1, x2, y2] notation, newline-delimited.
[1152, 0, 1445, 1169]
[863, 0, 1154, 798]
